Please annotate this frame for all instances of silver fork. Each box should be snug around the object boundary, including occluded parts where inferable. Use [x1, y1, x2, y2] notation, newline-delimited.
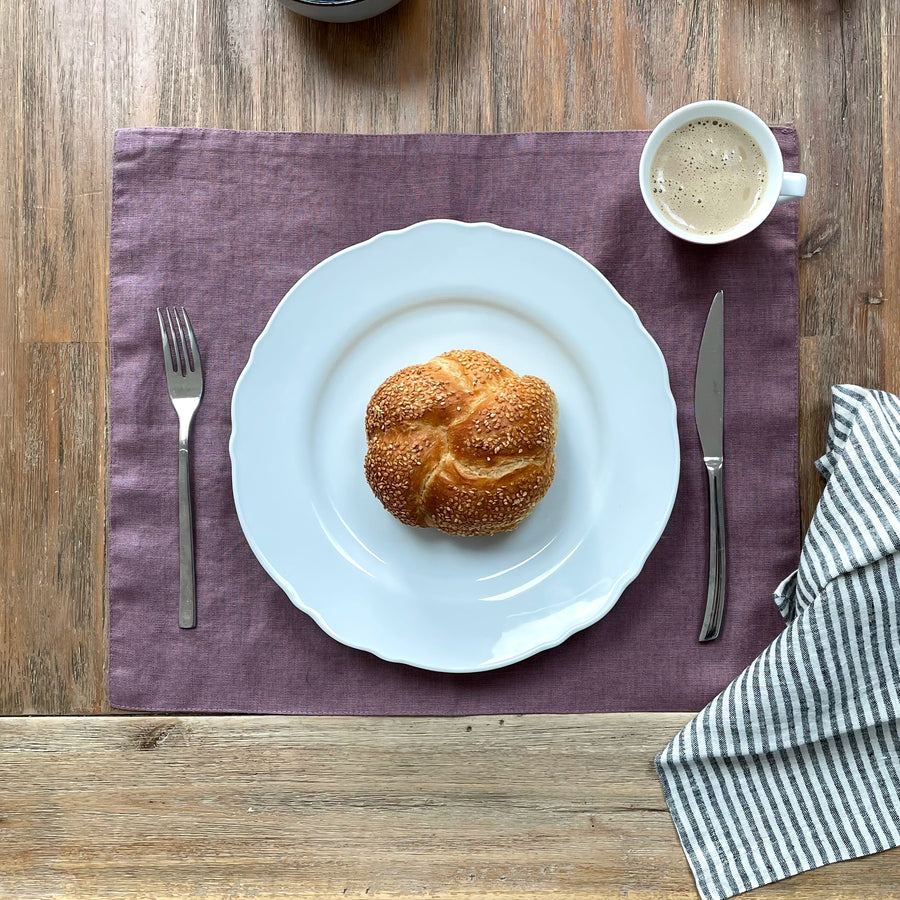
[157, 307, 204, 629]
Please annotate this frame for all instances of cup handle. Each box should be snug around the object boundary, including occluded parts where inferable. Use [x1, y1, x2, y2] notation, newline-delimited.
[776, 172, 807, 205]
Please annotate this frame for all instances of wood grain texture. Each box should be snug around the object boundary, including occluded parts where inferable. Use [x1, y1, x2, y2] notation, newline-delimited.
[4, 0, 896, 715]
[884, 0, 900, 392]
[2, 0, 109, 715]
[2, 0, 900, 895]
[0, 714, 898, 899]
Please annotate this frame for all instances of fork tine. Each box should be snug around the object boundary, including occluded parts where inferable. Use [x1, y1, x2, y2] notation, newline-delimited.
[181, 307, 202, 376]
[166, 307, 184, 375]
[157, 307, 176, 372]
[172, 307, 189, 374]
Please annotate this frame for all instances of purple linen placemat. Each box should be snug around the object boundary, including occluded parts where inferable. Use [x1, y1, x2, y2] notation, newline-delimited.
[108, 128, 800, 714]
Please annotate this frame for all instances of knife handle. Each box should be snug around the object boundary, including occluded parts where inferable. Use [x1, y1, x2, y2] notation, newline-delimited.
[699, 459, 726, 642]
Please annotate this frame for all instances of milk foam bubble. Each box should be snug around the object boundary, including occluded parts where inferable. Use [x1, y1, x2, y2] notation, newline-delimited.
[649, 118, 768, 236]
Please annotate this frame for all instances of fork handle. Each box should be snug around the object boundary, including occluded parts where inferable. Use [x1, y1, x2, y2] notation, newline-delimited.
[698, 459, 726, 642]
[178, 428, 197, 629]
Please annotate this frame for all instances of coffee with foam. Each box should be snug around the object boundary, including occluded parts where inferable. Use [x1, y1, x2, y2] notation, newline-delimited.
[649, 118, 768, 236]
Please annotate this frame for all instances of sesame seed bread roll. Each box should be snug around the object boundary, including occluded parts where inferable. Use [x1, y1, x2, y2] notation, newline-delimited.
[364, 349, 558, 536]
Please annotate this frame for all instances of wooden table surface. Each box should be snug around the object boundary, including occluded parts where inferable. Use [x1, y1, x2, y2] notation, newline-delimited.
[2, 0, 898, 897]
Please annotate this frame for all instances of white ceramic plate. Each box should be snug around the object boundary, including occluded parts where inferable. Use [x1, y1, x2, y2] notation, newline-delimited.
[230, 220, 679, 672]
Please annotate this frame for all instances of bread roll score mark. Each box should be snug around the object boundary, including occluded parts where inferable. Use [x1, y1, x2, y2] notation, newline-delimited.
[364, 349, 559, 536]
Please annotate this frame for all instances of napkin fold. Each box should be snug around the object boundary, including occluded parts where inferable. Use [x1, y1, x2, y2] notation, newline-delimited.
[656, 385, 900, 900]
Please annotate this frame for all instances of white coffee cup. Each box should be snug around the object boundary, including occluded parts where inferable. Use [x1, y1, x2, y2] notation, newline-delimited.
[639, 100, 807, 244]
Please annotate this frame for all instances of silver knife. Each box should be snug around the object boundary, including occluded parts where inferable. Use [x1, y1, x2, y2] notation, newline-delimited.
[695, 290, 726, 642]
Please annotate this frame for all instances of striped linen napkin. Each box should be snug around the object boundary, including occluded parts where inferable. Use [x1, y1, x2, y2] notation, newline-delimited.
[656, 385, 900, 900]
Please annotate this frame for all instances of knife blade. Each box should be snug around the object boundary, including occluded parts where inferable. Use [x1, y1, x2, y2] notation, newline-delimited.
[695, 290, 726, 642]
[695, 291, 724, 460]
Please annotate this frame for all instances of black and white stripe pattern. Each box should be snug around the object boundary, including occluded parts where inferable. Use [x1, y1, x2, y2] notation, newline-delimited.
[656, 385, 900, 900]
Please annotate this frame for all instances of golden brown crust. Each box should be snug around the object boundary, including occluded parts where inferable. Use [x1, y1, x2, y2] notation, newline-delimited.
[364, 364, 469, 435]
[447, 376, 558, 465]
[363, 428, 446, 527]
[422, 456, 556, 535]
[364, 350, 558, 536]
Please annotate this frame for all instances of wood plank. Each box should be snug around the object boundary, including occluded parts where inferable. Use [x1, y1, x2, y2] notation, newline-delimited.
[12, 0, 108, 344]
[0, 343, 106, 713]
[2, 0, 109, 714]
[883, 0, 900, 393]
[0, 714, 898, 899]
